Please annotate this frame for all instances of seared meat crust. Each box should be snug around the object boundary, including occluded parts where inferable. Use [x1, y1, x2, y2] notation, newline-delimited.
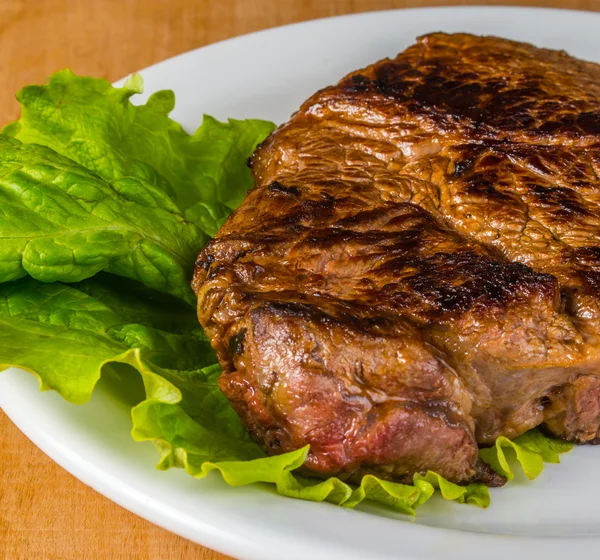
[193, 33, 600, 485]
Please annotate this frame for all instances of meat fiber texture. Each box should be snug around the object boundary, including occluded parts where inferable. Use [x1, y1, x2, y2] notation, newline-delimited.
[192, 33, 600, 486]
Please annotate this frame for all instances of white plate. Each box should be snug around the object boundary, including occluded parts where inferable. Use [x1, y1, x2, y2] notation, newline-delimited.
[2, 7, 600, 560]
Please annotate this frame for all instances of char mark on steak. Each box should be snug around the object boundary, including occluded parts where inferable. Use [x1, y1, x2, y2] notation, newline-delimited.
[192, 33, 600, 485]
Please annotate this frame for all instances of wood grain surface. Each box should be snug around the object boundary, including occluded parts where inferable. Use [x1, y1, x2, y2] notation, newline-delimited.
[1, 1, 599, 559]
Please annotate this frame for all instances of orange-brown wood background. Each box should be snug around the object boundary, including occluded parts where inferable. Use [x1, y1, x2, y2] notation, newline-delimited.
[1, 1, 599, 558]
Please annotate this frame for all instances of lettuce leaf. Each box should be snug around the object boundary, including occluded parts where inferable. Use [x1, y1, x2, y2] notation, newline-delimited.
[0, 274, 214, 402]
[0, 135, 208, 304]
[480, 429, 573, 481]
[413, 471, 490, 508]
[3, 70, 275, 236]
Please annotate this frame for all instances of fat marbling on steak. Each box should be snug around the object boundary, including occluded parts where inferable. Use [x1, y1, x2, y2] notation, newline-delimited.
[192, 33, 600, 486]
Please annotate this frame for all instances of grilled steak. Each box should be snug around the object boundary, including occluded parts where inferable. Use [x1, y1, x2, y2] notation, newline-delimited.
[192, 33, 600, 486]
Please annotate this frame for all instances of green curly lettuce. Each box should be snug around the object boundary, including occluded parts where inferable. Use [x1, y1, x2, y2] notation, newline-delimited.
[413, 471, 490, 508]
[479, 429, 573, 481]
[3, 70, 275, 236]
[0, 135, 206, 304]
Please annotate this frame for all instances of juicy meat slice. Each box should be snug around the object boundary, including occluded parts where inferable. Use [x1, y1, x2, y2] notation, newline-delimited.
[221, 299, 484, 484]
[193, 33, 600, 485]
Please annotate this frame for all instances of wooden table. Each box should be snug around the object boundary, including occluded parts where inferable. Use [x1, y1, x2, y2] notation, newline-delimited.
[1, 0, 599, 558]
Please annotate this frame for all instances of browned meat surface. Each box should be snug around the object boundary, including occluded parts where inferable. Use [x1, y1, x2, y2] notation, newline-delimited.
[192, 33, 600, 486]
